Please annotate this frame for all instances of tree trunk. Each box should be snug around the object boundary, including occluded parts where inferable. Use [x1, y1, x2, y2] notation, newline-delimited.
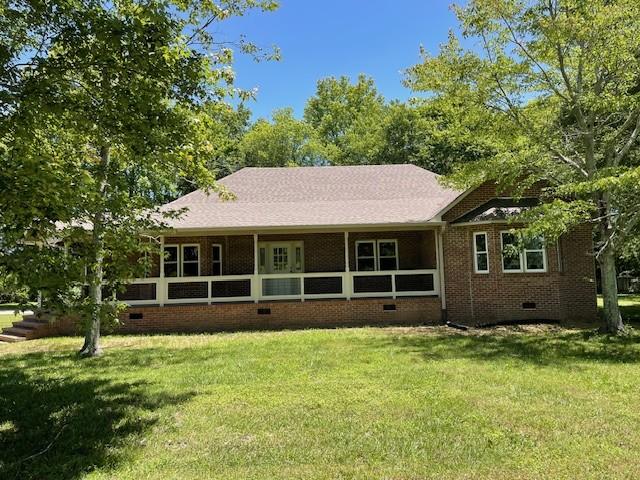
[594, 188, 624, 335]
[79, 265, 103, 357]
[598, 247, 624, 334]
[79, 145, 110, 357]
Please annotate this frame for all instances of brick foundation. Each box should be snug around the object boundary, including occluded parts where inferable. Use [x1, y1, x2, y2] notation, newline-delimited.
[117, 297, 442, 334]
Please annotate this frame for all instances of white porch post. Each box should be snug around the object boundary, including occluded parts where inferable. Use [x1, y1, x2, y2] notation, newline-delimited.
[344, 231, 351, 300]
[436, 227, 446, 313]
[253, 233, 259, 303]
[159, 235, 165, 307]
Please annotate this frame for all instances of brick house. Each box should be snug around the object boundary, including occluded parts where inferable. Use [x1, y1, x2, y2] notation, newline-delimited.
[118, 164, 597, 333]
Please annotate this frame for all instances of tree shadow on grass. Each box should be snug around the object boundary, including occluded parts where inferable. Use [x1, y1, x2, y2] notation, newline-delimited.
[0, 352, 195, 480]
[374, 328, 640, 366]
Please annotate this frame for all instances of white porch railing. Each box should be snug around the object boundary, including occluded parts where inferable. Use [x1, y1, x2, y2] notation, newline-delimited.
[124, 269, 439, 306]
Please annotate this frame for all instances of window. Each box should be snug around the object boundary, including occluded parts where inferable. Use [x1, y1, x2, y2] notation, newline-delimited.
[181, 244, 200, 277]
[473, 232, 489, 273]
[272, 246, 289, 272]
[212, 244, 222, 276]
[524, 236, 546, 272]
[501, 231, 546, 273]
[356, 239, 398, 271]
[163, 245, 179, 277]
[501, 232, 523, 272]
[377, 240, 398, 271]
[356, 241, 376, 271]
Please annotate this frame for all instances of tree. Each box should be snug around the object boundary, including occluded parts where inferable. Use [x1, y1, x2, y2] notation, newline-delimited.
[303, 74, 387, 164]
[406, 0, 640, 333]
[171, 103, 252, 198]
[240, 107, 327, 167]
[0, 0, 278, 355]
[301, 74, 490, 171]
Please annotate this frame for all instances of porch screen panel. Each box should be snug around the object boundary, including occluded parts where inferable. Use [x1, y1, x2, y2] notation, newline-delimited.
[262, 277, 301, 296]
[395, 273, 434, 293]
[304, 276, 342, 295]
[211, 279, 251, 298]
[116, 283, 157, 301]
[353, 275, 392, 293]
[168, 282, 207, 300]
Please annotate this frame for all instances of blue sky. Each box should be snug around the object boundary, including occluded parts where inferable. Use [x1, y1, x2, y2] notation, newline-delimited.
[219, 1, 461, 120]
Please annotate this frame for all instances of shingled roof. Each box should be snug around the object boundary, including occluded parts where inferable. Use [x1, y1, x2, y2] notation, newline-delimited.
[162, 164, 463, 231]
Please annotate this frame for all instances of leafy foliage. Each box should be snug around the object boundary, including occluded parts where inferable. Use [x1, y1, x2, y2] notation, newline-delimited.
[241, 75, 491, 172]
[240, 107, 327, 167]
[0, 0, 278, 353]
[406, 0, 640, 332]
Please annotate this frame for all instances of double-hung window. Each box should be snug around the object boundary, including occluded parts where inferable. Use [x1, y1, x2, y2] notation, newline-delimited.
[163, 245, 179, 277]
[473, 232, 489, 273]
[356, 239, 398, 271]
[163, 244, 200, 277]
[181, 244, 200, 277]
[523, 236, 546, 272]
[356, 241, 377, 271]
[501, 232, 547, 273]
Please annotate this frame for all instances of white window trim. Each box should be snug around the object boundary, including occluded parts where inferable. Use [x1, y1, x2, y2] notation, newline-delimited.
[180, 244, 200, 277]
[473, 232, 489, 274]
[501, 231, 524, 273]
[524, 241, 547, 273]
[355, 240, 377, 272]
[377, 239, 399, 271]
[355, 239, 399, 271]
[212, 243, 222, 276]
[163, 244, 180, 277]
[500, 231, 547, 273]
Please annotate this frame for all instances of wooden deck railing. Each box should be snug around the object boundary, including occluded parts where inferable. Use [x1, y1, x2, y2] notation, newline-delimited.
[123, 269, 439, 306]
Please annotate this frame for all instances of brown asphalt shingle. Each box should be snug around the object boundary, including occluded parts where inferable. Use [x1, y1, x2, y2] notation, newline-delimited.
[162, 164, 463, 230]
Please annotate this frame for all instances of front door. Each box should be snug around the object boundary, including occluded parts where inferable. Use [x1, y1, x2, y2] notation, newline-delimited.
[258, 241, 304, 274]
[270, 244, 291, 273]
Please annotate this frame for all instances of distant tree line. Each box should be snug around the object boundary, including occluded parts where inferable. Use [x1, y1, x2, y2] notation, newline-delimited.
[191, 74, 494, 197]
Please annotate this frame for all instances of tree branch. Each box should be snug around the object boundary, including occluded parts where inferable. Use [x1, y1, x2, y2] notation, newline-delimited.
[496, 9, 570, 103]
[614, 112, 640, 165]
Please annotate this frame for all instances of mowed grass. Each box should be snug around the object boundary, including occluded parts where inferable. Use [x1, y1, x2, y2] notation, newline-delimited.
[598, 294, 640, 325]
[0, 312, 21, 330]
[1, 325, 640, 480]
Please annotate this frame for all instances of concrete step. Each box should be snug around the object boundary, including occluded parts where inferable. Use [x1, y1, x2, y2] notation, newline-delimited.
[0, 334, 26, 343]
[13, 320, 47, 330]
[22, 314, 49, 324]
[2, 327, 33, 338]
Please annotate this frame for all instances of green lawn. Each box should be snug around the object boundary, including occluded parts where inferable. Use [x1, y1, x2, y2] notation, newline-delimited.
[0, 312, 20, 330]
[1, 326, 640, 479]
[598, 294, 640, 324]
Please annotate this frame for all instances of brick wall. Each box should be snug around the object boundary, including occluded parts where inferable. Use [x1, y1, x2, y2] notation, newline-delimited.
[349, 230, 436, 270]
[115, 297, 441, 333]
[558, 223, 598, 323]
[441, 182, 597, 325]
[164, 235, 254, 276]
[258, 233, 345, 272]
[158, 230, 437, 278]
